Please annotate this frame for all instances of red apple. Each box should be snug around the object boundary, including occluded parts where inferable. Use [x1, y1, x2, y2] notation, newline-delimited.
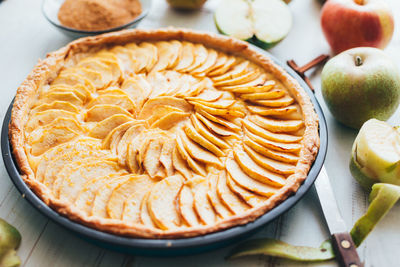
[321, 0, 394, 54]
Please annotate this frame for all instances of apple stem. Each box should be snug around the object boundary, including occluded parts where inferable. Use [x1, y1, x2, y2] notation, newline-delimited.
[354, 0, 364, 5]
[355, 56, 363, 67]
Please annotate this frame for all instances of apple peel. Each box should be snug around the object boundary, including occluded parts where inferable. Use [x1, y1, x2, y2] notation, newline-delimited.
[227, 238, 335, 262]
[350, 183, 400, 247]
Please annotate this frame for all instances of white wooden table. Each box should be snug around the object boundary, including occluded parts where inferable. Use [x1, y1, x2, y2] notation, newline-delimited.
[0, 0, 399, 266]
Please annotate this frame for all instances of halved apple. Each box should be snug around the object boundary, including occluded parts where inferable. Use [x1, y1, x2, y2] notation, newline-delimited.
[215, 0, 292, 49]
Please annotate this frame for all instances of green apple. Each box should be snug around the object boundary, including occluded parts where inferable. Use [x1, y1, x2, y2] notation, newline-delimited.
[166, 0, 207, 10]
[321, 47, 400, 129]
[350, 119, 400, 191]
[0, 219, 21, 267]
[214, 0, 292, 49]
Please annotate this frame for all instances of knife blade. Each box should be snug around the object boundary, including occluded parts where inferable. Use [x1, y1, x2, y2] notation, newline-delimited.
[314, 166, 363, 267]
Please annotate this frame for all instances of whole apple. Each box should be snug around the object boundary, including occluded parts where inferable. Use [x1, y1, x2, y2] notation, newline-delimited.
[321, 47, 400, 129]
[321, 0, 394, 54]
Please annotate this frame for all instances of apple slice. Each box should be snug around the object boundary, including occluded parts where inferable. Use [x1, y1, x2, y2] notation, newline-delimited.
[35, 137, 101, 179]
[193, 181, 216, 225]
[216, 171, 250, 214]
[89, 114, 133, 139]
[40, 91, 84, 107]
[226, 173, 268, 208]
[147, 175, 184, 230]
[207, 56, 236, 77]
[190, 114, 231, 149]
[243, 118, 303, 143]
[62, 67, 105, 90]
[109, 45, 136, 74]
[241, 90, 286, 101]
[175, 42, 195, 71]
[243, 144, 295, 175]
[176, 132, 207, 176]
[75, 173, 121, 215]
[42, 150, 110, 190]
[28, 126, 81, 156]
[179, 130, 223, 168]
[152, 41, 182, 72]
[122, 184, 153, 223]
[207, 173, 232, 218]
[244, 128, 302, 154]
[249, 115, 304, 133]
[247, 104, 298, 116]
[185, 89, 223, 102]
[233, 144, 286, 187]
[87, 94, 136, 112]
[150, 111, 190, 130]
[143, 138, 164, 178]
[219, 75, 268, 92]
[215, 0, 292, 49]
[117, 123, 146, 166]
[194, 113, 238, 138]
[211, 61, 250, 82]
[181, 44, 208, 73]
[85, 104, 131, 122]
[78, 59, 113, 88]
[126, 131, 149, 173]
[91, 175, 131, 218]
[191, 49, 218, 76]
[196, 109, 241, 132]
[107, 175, 153, 219]
[244, 136, 299, 164]
[102, 121, 136, 152]
[58, 159, 124, 202]
[137, 42, 159, 73]
[138, 96, 192, 119]
[214, 70, 262, 88]
[52, 73, 95, 92]
[140, 191, 156, 227]
[178, 185, 200, 227]
[226, 154, 279, 197]
[254, 95, 295, 107]
[159, 138, 176, 176]
[184, 123, 225, 157]
[120, 77, 151, 109]
[172, 146, 193, 179]
[31, 101, 79, 114]
[193, 101, 245, 118]
[28, 117, 82, 135]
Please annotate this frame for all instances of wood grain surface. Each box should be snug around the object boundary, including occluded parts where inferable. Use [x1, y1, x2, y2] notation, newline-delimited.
[0, 0, 399, 266]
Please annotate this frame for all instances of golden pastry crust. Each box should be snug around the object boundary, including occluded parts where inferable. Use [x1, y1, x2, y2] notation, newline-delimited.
[9, 28, 319, 238]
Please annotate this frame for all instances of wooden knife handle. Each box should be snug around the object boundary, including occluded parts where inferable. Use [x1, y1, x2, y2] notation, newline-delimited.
[332, 232, 363, 267]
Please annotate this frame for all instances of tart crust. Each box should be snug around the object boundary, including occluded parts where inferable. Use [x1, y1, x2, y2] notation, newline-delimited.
[9, 28, 319, 238]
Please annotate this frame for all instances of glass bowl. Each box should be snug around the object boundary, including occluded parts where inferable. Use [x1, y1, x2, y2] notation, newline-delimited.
[42, 0, 152, 39]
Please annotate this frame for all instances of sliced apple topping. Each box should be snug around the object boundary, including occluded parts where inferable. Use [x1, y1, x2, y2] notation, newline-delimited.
[22, 39, 311, 235]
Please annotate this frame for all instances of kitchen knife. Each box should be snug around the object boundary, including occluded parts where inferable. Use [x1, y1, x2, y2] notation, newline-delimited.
[314, 166, 363, 267]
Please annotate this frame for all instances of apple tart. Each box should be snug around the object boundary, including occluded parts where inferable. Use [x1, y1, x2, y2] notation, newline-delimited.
[10, 28, 319, 238]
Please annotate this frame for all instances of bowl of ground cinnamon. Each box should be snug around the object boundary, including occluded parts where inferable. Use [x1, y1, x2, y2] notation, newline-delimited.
[43, 0, 151, 38]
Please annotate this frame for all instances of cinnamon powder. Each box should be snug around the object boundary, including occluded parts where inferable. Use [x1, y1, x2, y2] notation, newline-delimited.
[58, 0, 142, 31]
